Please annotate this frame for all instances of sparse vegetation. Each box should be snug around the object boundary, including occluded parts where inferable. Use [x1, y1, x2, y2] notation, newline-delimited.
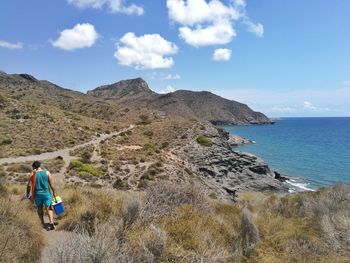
[0, 181, 349, 262]
[196, 134, 213, 147]
[0, 185, 43, 262]
[6, 163, 32, 173]
[69, 160, 101, 177]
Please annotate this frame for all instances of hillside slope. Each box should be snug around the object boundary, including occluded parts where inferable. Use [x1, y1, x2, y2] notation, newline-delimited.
[88, 78, 272, 125]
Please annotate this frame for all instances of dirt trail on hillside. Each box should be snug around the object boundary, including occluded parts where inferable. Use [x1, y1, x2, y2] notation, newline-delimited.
[0, 125, 134, 189]
[0, 125, 134, 165]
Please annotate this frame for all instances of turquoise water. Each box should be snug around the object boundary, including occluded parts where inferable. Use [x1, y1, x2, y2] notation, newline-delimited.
[225, 117, 350, 191]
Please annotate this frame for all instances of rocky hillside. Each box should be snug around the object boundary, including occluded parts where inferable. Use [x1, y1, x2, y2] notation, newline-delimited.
[1, 71, 283, 197]
[88, 78, 272, 125]
[0, 72, 145, 157]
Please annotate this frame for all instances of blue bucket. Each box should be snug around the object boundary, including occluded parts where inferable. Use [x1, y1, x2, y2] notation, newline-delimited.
[52, 196, 64, 215]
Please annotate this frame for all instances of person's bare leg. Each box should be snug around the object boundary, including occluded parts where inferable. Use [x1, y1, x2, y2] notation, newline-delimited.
[45, 206, 54, 224]
[37, 205, 44, 226]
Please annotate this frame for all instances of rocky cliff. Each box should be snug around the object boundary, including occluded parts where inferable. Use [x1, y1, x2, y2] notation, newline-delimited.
[174, 122, 288, 195]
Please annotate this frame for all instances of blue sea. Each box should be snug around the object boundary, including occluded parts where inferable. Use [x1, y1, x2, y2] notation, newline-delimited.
[224, 117, 350, 192]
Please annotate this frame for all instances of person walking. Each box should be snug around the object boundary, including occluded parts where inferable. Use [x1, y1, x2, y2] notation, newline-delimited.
[26, 161, 56, 230]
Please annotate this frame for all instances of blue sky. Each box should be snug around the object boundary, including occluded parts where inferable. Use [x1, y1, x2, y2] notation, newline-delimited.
[0, 0, 349, 117]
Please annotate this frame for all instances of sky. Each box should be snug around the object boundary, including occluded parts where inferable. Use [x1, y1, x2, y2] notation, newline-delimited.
[0, 0, 349, 117]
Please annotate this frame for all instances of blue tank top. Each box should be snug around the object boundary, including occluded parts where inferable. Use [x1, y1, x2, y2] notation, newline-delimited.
[35, 170, 50, 195]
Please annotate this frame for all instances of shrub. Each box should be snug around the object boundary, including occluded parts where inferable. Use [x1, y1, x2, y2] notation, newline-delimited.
[0, 139, 12, 146]
[143, 131, 154, 137]
[196, 135, 213, 147]
[233, 208, 260, 259]
[33, 148, 41, 154]
[69, 160, 100, 177]
[143, 143, 159, 153]
[162, 205, 229, 253]
[80, 151, 92, 164]
[113, 178, 129, 190]
[141, 181, 209, 220]
[140, 224, 167, 261]
[299, 183, 350, 252]
[138, 114, 151, 125]
[122, 198, 140, 229]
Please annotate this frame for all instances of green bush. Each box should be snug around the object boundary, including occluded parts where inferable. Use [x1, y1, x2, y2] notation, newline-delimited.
[196, 135, 213, 147]
[143, 143, 159, 153]
[69, 160, 100, 176]
[113, 178, 129, 190]
[0, 139, 12, 146]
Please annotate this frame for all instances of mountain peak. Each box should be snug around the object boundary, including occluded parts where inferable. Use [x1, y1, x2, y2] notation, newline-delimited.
[87, 77, 154, 99]
[17, 74, 38, 82]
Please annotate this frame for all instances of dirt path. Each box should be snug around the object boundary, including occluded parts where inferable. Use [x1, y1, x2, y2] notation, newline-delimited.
[0, 125, 134, 189]
[0, 125, 134, 166]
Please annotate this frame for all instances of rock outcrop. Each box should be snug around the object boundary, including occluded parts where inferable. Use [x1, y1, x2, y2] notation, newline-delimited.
[177, 123, 288, 194]
[87, 78, 155, 103]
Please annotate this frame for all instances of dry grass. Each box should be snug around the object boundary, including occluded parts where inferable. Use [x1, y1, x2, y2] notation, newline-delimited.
[45, 183, 348, 262]
[0, 185, 43, 262]
[10, 182, 345, 263]
[57, 186, 125, 233]
[299, 184, 350, 252]
[140, 181, 210, 220]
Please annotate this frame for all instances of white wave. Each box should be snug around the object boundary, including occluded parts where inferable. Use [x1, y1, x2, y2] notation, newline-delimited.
[286, 180, 315, 192]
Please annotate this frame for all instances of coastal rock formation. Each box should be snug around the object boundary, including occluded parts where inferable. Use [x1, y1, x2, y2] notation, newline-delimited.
[177, 123, 288, 194]
[228, 134, 255, 146]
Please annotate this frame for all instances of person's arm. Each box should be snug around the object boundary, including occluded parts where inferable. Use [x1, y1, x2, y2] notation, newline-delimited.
[47, 171, 56, 198]
[26, 173, 33, 198]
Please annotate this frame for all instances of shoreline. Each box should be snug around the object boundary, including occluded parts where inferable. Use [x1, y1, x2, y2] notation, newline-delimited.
[222, 119, 350, 193]
[222, 123, 317, 193]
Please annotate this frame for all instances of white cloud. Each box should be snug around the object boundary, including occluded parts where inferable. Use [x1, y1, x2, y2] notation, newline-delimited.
[167, 0, 240, 26]
[213, 48, 232, 61]
[114, 32, 178, 70]
[244, 21, 264, 37]
[51, 23, 98, 51]
[167, 0, 263, 46]
[303, 101, 316, 110]
[159, 85, 177, 94]
[0, 40, 23, 50]
[67, 0, 144, 15]
[161, 73, 181, 80]
[179, 20, 236, 47]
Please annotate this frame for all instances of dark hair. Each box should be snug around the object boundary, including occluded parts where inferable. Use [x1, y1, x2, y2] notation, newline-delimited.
[32, 161, 41, 170]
